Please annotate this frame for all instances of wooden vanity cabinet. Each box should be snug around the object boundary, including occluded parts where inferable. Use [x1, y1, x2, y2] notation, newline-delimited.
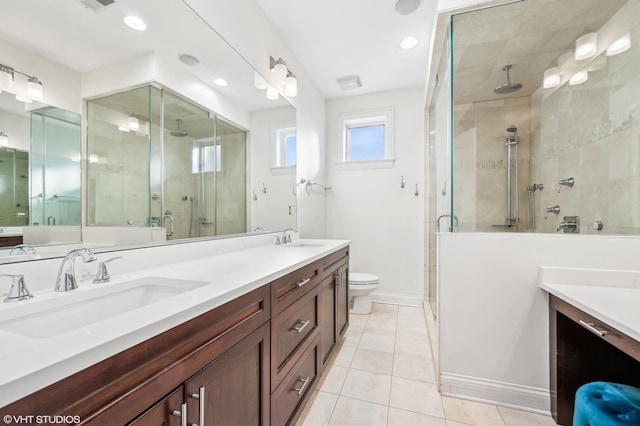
[1, 247, 350, 426]
[318, 247, 349, 370]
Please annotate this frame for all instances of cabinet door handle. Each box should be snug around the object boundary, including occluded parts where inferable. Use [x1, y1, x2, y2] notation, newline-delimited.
[579, 320, 608, 337]
[190, 386, 205, 426]
[171, 403, 187, 426]
[334, 272, 340, 289]
[292, 376, 311, 395]
[296, 278, 311, 287]
[291, 319, 311, 333]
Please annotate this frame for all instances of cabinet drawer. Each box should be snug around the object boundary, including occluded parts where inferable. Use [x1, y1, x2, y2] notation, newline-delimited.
[271, 260, 321, 315]
[272, 286, 319, 390]
[271, 335, 320, 426]
[128, 386, 183, 426]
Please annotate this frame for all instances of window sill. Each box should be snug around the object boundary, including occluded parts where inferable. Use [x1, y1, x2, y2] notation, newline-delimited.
[335, 159, 395, 171]
[270, 165, 296, 175]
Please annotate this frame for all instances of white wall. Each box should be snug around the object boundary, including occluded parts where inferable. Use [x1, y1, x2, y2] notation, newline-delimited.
[185, 0, 328, 239]
[0, 110, 29, 152]
[326, 88, 425, 306]
[438, 232, 640, 413]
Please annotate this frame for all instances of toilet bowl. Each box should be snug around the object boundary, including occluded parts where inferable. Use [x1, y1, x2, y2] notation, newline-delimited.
[349, 272, 379, 315]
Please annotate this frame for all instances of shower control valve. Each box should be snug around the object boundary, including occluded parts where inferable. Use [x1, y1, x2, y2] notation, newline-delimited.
[544, 205, 560, 219]
[557, 216, 580, 233]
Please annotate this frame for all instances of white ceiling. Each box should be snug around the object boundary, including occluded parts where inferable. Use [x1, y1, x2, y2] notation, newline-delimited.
[255, 0, 436, 99]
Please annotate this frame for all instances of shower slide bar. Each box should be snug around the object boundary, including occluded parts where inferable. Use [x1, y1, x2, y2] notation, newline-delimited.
[505, 126, 519, 227]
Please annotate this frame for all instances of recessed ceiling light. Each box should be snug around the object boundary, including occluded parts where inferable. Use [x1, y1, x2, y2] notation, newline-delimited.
[178, 54, 200, 67]
[394, 0, 421, 15]
[400, 36, 419, 50]
[123, 15, 147, 31]
[213, 78, 228, 87]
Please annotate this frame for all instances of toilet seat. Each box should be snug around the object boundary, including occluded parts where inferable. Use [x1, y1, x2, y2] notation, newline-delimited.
[349, 272, 379, 285]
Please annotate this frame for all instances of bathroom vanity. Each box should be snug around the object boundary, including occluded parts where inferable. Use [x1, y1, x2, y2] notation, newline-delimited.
[0, 239, 350, 425]
[541, 268, 640, 425]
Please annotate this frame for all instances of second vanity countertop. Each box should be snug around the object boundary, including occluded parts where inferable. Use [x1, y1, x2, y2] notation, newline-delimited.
[540, 267, 640, 343]
[0, 238, 350, 408]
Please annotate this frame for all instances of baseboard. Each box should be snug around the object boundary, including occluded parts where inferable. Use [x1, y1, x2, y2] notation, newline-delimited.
[440, 372, 551, 415]
[370, 292, 423, 307]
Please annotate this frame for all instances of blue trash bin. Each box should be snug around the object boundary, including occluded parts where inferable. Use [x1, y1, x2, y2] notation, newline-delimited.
[574, 382, 640, 425]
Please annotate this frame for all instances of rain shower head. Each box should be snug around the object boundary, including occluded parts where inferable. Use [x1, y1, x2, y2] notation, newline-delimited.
[506, 125, 518, 133]
[170, 118, 188, 137]
[494, 65, 523, 94]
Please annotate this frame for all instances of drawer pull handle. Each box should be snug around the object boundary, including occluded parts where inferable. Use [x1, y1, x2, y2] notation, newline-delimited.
[292, 319, 311, 333]
[296, 278, 311, 287]
[579, 320, 608, 337]
[334, 272, 340, 289]
[292, 376, 311, 395]
[190, 386, 205, 426]
[171, 403, 188, 426]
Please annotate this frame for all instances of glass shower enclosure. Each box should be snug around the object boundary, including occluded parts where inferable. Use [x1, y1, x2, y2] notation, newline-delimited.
[86, 85, 247, 240]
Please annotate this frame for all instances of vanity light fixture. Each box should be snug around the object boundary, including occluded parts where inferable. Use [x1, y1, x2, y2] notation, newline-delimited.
[213, 78, 228, 87]
[0, 64, 44, 101]
[285, 71, 297, 97]
[0, 132, 8, 147]
[574, 33, 597, 61]
[606, 32, 631, 56]
[400, 36, 418, 50]
[123, 15, 147, 31]
[543, 67, 561, 89]
[270, 57, 288, 87]
[128, 116, 140, 131]
[268, 56, 298, 97]
[569, 70, 588, 86]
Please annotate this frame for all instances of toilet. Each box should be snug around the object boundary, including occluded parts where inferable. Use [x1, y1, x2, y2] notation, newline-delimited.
[349, 272, 379, 315]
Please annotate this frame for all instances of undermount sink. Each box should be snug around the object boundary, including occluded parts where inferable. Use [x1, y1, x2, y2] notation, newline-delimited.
[284, 242, 324, 247]
[0, 277, 207, 339]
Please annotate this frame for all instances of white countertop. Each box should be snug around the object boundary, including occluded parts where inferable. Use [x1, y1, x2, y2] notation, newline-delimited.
[0, 238, 350, 407]
[540, 266, 640, 343]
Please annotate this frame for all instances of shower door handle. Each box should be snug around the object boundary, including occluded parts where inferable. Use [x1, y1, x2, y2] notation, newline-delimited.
[164, 211, 174, 237]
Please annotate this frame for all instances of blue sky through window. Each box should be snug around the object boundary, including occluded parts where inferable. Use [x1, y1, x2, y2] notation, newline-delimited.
[349, 125, 384, 161]
[285, 135, 297, 166]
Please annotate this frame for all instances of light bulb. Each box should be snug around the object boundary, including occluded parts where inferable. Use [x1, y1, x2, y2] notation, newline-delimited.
[0, 132, 8, 147]
[400, 36, 418, 50]
[543, 67, 560, 89]
[128, 116, 140, 131]
[254, 72, 267, 90]
[0, 65, 14, 91]
[285, 74, 297, 97]
[26, 77, 43, 101]
[575, 33, 597, 61]
[271, 58, 288, 87]
[569, 70, 588, 85]
[606, 33, 631, 56]
[266, 85, 279, 100]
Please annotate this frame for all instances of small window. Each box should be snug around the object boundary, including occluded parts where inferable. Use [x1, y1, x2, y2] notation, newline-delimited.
[337, 107, 394, 169]
[192, 142, 221, 173]
[271, 121, 297, 174]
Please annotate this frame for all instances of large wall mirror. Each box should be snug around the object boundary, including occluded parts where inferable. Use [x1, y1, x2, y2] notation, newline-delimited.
[450, 0, 639, 235]
[0, 0, 296, 261]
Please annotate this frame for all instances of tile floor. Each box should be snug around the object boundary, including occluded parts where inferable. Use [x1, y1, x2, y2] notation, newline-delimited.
[295, 303, 557, 426]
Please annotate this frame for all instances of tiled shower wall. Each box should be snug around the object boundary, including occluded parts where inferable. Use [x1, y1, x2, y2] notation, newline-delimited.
[453, 97, 531, 232]
[530, 28, 640, 234]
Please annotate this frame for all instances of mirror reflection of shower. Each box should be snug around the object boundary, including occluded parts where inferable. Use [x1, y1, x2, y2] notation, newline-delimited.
[505, 125, 519, 228]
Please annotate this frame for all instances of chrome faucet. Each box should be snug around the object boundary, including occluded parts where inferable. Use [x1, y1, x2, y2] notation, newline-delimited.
[282, 227, 296, 244]
[557, 216, 580, 233]
[55, 248, 97, 292]
[556, 177, 575, 192]
[545, 205, 560, 219]
[0, 274, 33, 302]
[9, 244, 37, 256]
